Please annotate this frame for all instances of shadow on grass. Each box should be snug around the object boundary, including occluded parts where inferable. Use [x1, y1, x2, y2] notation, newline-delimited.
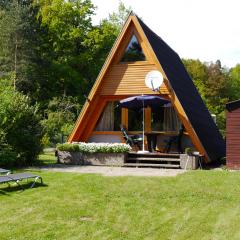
[0, 182, 48, 194]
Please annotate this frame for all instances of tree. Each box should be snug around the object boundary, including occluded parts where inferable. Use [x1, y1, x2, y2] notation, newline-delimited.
[35, 0, 95, 100]
[182, 59, 208, 103]
[0, 0, 38, 91]
[108, 1, 131, 31]
[183, 59, 231, 135]
[228, 64, 240, 100]
[41, 96, 81, 145]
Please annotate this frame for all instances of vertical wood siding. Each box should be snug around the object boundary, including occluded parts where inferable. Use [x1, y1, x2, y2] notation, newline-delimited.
[226, 108, 240, 169]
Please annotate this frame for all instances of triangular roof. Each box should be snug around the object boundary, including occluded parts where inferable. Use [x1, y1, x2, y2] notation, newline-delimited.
[136, 15, 225, 161]
[68, 12, 225, 162]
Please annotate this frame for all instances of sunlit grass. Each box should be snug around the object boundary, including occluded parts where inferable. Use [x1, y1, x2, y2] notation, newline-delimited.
[1, 170, 240, 239]
[37, 151, 57, 165]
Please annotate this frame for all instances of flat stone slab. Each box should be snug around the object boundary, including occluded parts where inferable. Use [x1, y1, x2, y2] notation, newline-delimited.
[32, 165, 186, 177]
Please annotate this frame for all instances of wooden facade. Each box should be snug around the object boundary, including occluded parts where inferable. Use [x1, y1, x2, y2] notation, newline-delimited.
[226, 101, 240, 169]
[68, 13, 225, 163]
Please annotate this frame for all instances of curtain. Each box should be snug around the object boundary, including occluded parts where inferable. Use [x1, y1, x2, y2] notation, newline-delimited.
[163, 107, 181, 132]
[95, 102, 114, 131]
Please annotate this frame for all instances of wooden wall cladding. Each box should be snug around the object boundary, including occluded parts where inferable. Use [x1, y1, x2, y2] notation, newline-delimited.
[100, 62, 169, 95]
[226, 108, 240, 169]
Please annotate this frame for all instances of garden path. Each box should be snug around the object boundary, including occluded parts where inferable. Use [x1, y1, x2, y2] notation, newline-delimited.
[33, 165, 186, 177]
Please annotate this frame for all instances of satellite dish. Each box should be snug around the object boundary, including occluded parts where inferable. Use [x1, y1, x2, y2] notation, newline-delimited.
[145, 70, 163, 92]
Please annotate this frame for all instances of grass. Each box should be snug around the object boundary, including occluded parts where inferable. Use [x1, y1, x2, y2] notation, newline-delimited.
[37, 151, 57, 165]
[1, 169, 240, 239]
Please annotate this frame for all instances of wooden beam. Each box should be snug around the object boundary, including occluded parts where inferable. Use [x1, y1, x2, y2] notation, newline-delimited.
[145, 107, 151, 132]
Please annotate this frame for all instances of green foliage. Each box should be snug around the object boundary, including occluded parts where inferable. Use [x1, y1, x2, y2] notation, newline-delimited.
[228, 64, 240, 100]
[0, 86, 43, 166]
[0, 129, 17, 167]
[0, 0, 40, 92]
[56, 143, 80, 152]
[41, 96, 80, 145]
[35, 0, 96, 100]
[108, 1, 131, 31]
[57, 142, 131, 153]
[183, 59, 233, 135]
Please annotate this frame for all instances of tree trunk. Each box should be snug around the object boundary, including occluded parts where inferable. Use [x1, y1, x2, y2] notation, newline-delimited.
[14, 36, 18, 90]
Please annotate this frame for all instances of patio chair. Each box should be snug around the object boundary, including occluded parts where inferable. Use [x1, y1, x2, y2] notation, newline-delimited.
[120, 124, 143, 150]
[0, 172, 43, 190]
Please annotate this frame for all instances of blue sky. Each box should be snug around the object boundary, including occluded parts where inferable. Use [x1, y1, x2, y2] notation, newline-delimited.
[92, 0, 240, 68]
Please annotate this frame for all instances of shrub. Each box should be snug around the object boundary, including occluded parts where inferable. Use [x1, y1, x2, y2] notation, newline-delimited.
[57, 142, 131, 153]
[0, 143, 18, 167]
[56, 143, 80, 152]
[0, 87, 43, 166]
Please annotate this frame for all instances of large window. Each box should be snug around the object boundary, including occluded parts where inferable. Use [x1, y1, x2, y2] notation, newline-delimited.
[163, 106, 181, 131]
[128, 108, 143, 131]
[121, 35, 146, 62]
[95, 102, 121, 131]
[151, 107, 164, 131]
[151, 106, 181, 132]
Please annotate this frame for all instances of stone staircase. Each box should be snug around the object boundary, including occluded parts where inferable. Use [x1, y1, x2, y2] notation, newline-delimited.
[124, 152, 181, 168]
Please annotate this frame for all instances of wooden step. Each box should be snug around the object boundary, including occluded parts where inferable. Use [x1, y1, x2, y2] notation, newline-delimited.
[127, 157, 180, 162]
[124, 163, 180, 168]
[128, 152, 180, 158]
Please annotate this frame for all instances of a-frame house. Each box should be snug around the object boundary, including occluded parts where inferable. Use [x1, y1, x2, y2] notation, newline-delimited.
[68, 13, 225, 162]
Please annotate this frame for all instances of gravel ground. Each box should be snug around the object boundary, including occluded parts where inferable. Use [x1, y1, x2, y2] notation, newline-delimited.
[34, 165, 186, 177]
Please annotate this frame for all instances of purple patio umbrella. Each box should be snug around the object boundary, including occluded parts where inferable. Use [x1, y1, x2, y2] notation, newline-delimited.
[119, 95, 170, 153]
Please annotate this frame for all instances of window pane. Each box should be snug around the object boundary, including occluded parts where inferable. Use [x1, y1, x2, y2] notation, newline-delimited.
[121, 35, 146, 62]
[128, 108, 142, 131]
[95, 101, 121, 131]
[163, 107, 181, 131]
[113, 102, 121, 131]
[151, 107, 164, 131]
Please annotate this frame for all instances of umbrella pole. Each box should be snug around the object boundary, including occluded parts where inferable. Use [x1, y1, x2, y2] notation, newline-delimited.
[137, 97, 149, 154]
[142, 99, 145, 151]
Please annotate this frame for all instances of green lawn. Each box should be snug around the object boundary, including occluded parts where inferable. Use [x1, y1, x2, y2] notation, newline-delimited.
[1, 170, 240, 239]
[37, 151, 57, 165]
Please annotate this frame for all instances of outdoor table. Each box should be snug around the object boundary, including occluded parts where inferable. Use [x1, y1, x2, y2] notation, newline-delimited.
[145, 132, 159, 152]
[145, 131, 179, 152]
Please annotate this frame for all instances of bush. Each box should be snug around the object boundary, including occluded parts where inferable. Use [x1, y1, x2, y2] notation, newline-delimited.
[0, 143, 18, 167]
[40, 97, 80, 146]
[57, 142, 131, 153]
[56, 143, 80, 152]
[0, 87, 43, 166]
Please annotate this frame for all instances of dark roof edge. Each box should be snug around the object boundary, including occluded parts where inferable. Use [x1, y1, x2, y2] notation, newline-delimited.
[136, 16, 179, 57]
[226, 99, 240, 112]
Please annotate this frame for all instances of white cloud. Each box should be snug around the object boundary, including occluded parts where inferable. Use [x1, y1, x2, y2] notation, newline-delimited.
[92, 0, 240, 67]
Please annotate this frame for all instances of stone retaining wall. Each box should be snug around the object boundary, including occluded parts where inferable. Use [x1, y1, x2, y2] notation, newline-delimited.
[57, 151, 126, 166]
